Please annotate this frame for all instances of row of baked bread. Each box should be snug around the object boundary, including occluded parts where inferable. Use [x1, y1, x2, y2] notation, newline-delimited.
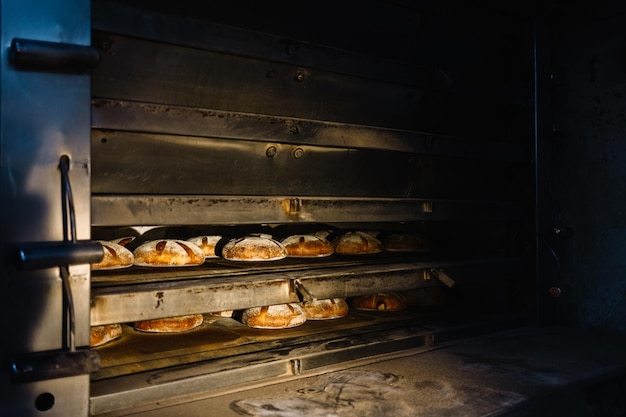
[90, 291, 418, 347]
[92, 231, 431, 270]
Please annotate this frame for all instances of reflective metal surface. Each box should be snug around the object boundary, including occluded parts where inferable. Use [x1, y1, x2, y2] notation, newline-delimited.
[0, 0, 92, 415]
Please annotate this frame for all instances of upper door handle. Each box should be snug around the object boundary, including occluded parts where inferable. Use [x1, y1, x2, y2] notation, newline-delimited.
[9, 37, 100, 73]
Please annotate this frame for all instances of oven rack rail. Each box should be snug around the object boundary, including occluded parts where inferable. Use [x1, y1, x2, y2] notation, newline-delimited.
[91, 195, 523, 226]
[90, 255, 527, 326]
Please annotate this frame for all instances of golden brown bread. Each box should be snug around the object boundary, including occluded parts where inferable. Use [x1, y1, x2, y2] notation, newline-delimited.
[350, 292, 406, 311]
[133, 314, 204, 333]
[92, 240, 134, 270]
[222, 235, 287, 261]
[281, 234, 334, 258]
[133, 239, 205, 267]
[241, 303, 307, 329]
[187, 235, 222, 258]
[333, 231, 383, 255]
[210, 310, 234, 318]
[90, 323, 123, 347]
[383, 233, 431, 252]
[109, 236, 136, 247]
[302, 298, 349, 320]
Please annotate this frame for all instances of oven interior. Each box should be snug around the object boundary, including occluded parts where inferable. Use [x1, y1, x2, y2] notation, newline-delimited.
[84, 1, 539, 414]
[6, 0, 626, 416]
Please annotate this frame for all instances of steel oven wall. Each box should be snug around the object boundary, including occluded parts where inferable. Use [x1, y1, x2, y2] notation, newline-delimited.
[0, 1, 94, 416]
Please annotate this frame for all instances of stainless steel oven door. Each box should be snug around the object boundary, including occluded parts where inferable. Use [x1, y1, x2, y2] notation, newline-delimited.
[0, 0, 96, 416]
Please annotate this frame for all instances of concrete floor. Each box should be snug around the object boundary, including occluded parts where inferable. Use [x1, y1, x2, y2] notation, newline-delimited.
[121, 325, 626, 417]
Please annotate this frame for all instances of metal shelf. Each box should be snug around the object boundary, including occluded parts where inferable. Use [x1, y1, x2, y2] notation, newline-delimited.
[90, 255, 527, 326]
[91, 195, 523, 226]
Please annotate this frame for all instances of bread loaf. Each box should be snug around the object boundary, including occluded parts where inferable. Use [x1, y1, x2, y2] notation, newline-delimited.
[187, 235, 222, 258]
[350, 292, 406, 311]
[241, 303, 306, 329]
[133, 314, 204, 333]
[90, 323, 123, 347]
[109, 236, 136, 247]
[92, 240, 134, 270]
[302, 298, 349, 320]
[133, 239, 205, 267]
[281, 234, 334, 258]
[210, 310, 234, 318]
[333, 231, 383, 255]
[222, 235, 287, 261]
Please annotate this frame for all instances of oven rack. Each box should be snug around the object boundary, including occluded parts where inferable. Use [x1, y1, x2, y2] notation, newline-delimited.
[90, 255, 527, 326]
[89, 310, 531, 416]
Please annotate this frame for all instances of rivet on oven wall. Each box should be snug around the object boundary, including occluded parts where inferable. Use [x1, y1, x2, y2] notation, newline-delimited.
[265, 145, 277, 158]
[422, 200, 433, 213]
[100, 137, 107, 144]
[294, 72, 305, 82]
[292, 147, 304, 159]
[266, 68, 275, 78]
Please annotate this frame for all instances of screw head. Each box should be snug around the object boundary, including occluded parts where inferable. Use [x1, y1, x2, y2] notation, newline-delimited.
[265, 145, 277, 157]
[292, 147, 304, 159]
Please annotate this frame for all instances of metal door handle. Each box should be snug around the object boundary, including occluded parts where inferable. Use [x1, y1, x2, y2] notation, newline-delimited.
[10, 38, 100, 73]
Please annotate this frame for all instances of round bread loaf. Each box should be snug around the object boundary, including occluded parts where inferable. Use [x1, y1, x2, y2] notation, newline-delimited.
[350, 292, 407, 311]
[92, 240, 134, 270]
[187, 235, 222, 258]
[281, 234, 334, 258]
[333, 231, 383, 255]
[241, 303, 307, 329]
[133, 314, 204, 333]
[210, 310, 234, 318]
[90, 323, 123, 347]
[133, 239, 205, 267]
[302, 298, 349, 320]
[109, 236, 136, 247]
[222, 235, 287, 261]
[383, 233, 431, 252]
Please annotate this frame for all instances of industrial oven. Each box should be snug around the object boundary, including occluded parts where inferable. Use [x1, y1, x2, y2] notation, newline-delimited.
[2, 1, 626, 416]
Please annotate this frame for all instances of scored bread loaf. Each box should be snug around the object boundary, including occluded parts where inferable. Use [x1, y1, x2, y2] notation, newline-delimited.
[133, 314, 204, 333]
[222, 234, 287, 261]
[350, 292, 407, 311]
[90, 323, 123, 347]
[92, 240, 134, 270]
[186, 235, 222, 258]
[302, 298, 349, 320]
[333, 231, 384, 255]
[133, 239, 205, 267]
[109, 236, 136, 247]
[241, 303, 307, 329]
[281, 234, 334, 258]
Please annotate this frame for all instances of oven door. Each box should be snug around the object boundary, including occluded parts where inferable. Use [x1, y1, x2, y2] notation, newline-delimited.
[0, 1, 98, 416]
